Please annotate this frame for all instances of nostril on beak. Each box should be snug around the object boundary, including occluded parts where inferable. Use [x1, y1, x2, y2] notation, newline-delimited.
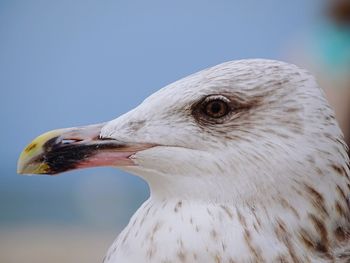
[97, 135, 114, 141]
[61, 139, 82, 144]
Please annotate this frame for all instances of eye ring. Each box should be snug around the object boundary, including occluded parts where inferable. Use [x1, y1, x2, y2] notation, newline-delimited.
[203, 97, 230, 118]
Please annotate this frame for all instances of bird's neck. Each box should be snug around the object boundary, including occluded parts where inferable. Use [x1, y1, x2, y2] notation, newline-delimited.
[105, 184, 350, 263]
[114, 155, 350, 262]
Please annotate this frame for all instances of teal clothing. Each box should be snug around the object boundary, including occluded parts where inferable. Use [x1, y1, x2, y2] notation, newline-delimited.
[311, 22, 350, 77]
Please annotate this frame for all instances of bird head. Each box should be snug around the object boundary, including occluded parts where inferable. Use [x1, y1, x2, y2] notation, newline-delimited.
[17, 59, 348, 203]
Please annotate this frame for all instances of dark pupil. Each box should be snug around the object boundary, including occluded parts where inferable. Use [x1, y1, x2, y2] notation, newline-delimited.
[205, 100, 227, 118]
[210, 102, 222, 114]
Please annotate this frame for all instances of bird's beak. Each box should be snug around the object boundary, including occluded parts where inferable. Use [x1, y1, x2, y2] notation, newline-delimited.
[17, 123, 155, 175]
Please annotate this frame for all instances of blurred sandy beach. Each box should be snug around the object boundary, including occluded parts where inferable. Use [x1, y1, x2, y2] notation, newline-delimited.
[0, 225, 117, 263]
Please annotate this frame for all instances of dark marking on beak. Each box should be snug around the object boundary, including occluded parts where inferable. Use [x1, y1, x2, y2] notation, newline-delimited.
[36, 136, 132, 174]
[18, 124, 156, 175]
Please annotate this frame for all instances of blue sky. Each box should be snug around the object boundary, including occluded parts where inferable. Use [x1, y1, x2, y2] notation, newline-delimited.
[0, 0, 324, 227]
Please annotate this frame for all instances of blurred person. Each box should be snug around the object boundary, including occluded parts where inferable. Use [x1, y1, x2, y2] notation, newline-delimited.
[288, 0, 350, 146]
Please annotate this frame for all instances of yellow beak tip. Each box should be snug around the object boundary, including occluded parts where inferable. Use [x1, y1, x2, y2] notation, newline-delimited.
[17, 162, 50, 175]
[17, 129, 63, 175]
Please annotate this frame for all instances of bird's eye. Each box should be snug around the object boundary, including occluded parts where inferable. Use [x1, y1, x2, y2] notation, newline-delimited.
[204, 99, 229, 118]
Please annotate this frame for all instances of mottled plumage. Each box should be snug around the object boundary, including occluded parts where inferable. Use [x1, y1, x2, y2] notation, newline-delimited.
[18, 59, 350, 262]
[102, 59, 350, 262]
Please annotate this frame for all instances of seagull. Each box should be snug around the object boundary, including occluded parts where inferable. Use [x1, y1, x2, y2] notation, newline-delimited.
[18, 59, 350, 262]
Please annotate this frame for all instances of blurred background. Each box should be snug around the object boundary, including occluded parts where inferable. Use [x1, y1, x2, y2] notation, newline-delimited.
[1, 0, 349, 262]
